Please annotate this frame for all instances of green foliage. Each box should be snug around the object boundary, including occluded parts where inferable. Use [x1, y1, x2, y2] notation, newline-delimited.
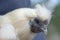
[51, 5, 60, 32]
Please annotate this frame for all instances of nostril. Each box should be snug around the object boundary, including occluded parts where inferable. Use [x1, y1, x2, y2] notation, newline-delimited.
[34, 18, 40, 24]
[43, 20, 48, 25]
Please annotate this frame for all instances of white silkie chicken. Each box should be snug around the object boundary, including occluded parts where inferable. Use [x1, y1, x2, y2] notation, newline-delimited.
[0, 4, 52, 40]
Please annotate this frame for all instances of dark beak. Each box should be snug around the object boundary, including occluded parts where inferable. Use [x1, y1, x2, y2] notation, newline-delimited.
[29, 18, 48, 33]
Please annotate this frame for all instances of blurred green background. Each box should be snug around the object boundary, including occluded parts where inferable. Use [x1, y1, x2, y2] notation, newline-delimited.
[51, 5, 60, 32]
[47, 5, 60, 40]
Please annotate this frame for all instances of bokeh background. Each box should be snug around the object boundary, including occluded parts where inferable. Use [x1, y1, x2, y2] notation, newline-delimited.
[31, 0, 60, 40]
[47, 4, 60, 40]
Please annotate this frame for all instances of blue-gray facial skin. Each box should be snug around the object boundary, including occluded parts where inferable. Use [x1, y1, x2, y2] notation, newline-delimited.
[30, 17, 48, 33]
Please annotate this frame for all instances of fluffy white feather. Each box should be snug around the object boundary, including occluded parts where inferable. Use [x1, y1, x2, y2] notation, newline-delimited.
[0, 16, 17, 40]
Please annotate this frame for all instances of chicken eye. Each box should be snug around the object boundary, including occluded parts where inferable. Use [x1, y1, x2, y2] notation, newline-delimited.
[34, 18, 40, 24]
